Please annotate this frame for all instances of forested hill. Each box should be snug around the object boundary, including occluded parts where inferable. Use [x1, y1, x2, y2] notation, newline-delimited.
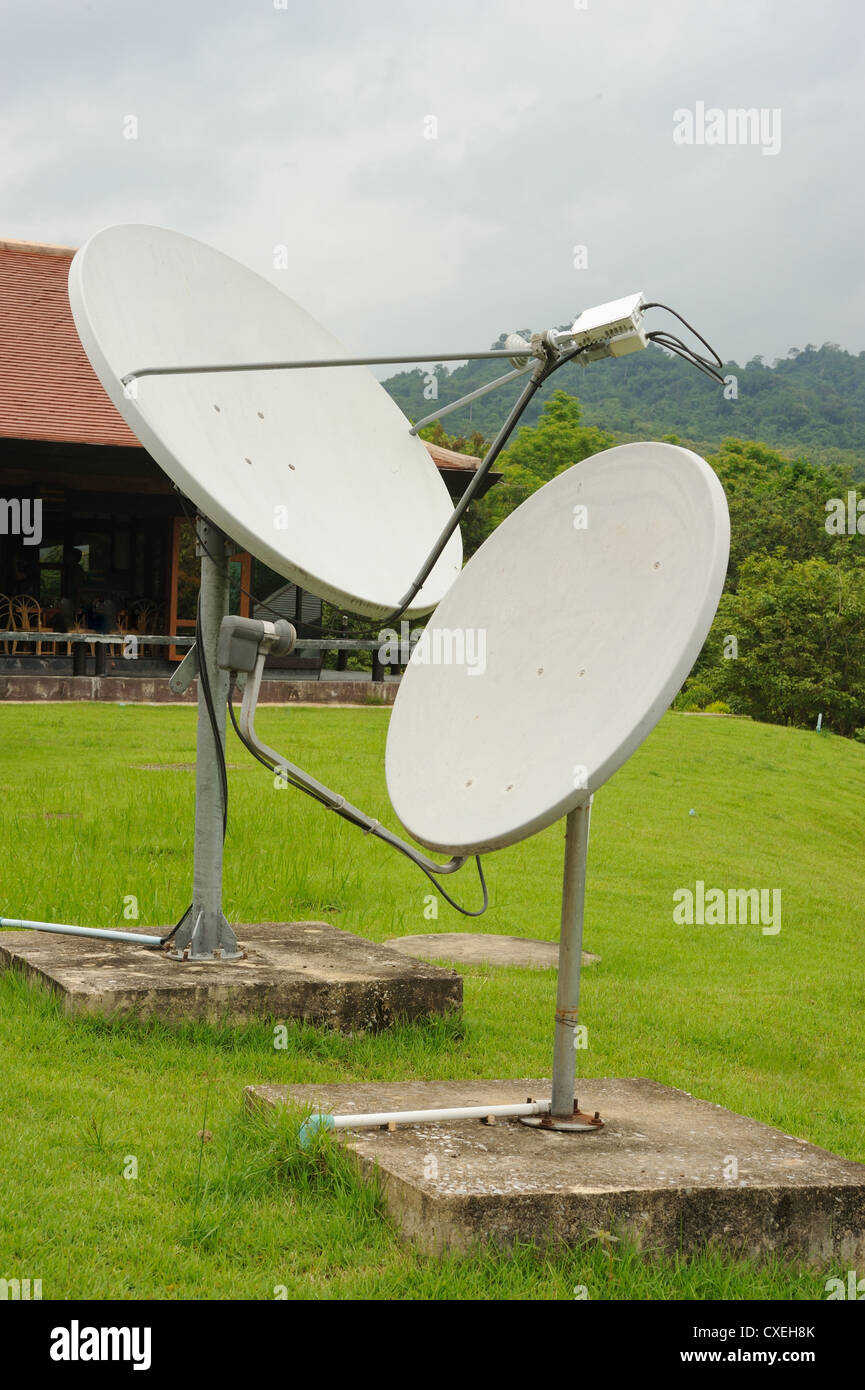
[382, 341, 865, 476]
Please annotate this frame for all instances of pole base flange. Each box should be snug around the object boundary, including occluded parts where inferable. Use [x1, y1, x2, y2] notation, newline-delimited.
[165, 944, 247, 963]
[164, 906, 244, 962]
[520, 1100, 604, 1133]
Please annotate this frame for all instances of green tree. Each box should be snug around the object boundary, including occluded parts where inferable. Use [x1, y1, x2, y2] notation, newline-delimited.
[384, 342, 865, 479]
[706, 438, 861, 588]
[477, 390, 613, 539]
[698, 554, 865, 736]
[419, 397, 611, 555]
[417, 421, 492, 558]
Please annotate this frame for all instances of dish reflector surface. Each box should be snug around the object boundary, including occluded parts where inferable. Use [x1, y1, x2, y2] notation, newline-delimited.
[386, 442, 730, 855]
[68, 224, 462, 617]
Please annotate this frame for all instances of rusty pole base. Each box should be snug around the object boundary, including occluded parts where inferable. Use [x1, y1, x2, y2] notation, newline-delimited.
[519, 1098, 604, 1134]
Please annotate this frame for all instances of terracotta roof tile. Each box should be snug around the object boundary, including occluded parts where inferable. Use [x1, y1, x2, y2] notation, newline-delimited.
[0, 240, 139, 447]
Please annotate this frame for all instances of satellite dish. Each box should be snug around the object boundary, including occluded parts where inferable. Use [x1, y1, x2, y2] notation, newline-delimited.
[386, 442, 730, 856]
[68, 224, 462, 618]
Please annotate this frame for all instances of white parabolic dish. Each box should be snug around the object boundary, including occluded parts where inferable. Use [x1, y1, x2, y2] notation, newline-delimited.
[68, 224, 462, 617]
[386, 442, 730, 855]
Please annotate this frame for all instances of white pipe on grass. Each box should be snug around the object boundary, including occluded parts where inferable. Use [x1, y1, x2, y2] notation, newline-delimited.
[300, 1099, 551, 1146]
[0, 917, 163, 947]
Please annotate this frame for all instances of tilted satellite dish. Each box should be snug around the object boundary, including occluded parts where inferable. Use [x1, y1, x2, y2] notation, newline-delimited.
[236, 441, 729, 1133]
[374, 441, 729, 1132]
[386, 441, 730, 856]
[67, 224, 462, 618]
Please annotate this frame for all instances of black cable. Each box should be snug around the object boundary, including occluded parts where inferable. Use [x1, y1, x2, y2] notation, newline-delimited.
[195, 589, 229, 839]
[642, 302, 726, 385]
[647, 331, 725, 384]
[411, 852, 488, 917]
[642, 301, 723, 364]
[226, 691, 488, 917]
[647, 332, 726, 385]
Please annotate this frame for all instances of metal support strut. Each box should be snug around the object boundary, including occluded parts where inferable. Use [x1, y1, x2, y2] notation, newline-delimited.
[167, 520, 243, 961]
[298, 801, 603, 1145]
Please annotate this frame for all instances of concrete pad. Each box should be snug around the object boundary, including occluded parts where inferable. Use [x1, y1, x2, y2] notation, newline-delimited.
[0, 922, 461, 1028]
[386, 932, 600, 969]
[246, 1077, 865, 1261]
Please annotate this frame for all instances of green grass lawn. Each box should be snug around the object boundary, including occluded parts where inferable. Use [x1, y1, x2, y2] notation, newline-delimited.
[1, 702, 863, 1300]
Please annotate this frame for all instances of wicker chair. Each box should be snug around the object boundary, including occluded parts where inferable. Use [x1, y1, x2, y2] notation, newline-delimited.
[10, 595, 50, 656]
[69, 615, 96, 659]
[131, 601, 163, 659]
[109, 610, 131, 659]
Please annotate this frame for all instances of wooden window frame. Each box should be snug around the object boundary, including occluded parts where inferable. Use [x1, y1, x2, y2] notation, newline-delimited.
[167, 517, 252, 662]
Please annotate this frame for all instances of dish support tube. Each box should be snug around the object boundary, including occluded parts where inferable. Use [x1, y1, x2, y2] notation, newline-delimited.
[167, 520, 242, 961]
[552, 799, 593, 1115]
[300, 798, 602, 1142]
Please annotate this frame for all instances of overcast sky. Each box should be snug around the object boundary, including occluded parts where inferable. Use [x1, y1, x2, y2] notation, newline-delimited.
[1, 0, 862, 369]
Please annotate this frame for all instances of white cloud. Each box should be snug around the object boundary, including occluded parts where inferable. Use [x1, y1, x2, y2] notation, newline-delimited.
[0, 0, 861, 364]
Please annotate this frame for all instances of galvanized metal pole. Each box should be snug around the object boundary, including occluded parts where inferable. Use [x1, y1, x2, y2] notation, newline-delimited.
[121, 347, 522, 386]
[168, 520, 242, 961]
[408, 363, 534, 435]
[550, 799, 593, 1117]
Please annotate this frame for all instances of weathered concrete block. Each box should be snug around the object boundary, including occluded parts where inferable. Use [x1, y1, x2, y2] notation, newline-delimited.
[0, 922, 461, 1027]
[386, 932, 600, 968]
[247, 1076, 865, 1261]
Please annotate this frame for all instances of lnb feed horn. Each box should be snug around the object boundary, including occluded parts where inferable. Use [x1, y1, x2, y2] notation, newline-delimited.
[216, 616, 296, 674]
